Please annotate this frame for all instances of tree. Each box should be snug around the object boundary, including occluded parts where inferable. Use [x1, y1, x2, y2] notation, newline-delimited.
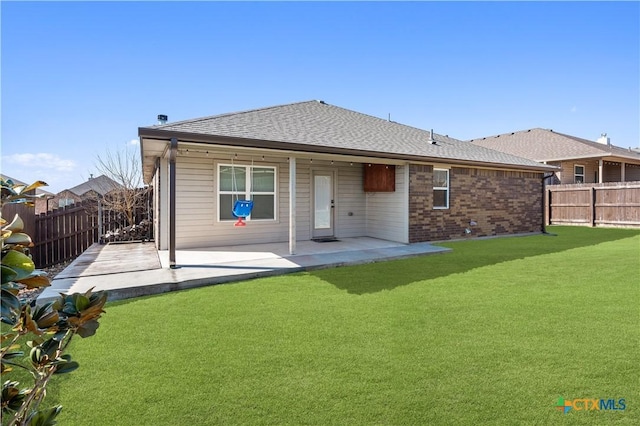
[95, 145, 149, 228]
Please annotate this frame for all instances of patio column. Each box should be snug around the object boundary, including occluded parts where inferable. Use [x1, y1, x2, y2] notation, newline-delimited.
[289, 156, 296, 255]
[169, 138, 178, 268]
[621, 162, 626, 182]
[598, 160, 604, 183]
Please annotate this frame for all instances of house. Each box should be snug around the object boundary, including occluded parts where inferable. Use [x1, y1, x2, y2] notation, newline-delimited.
[48, 175, 121, 212]
[138, 101, 556, 264]
[468, 128, 640, 184]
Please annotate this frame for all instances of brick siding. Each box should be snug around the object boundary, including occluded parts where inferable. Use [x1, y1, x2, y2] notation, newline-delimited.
[44, 190, 83, 213]
[409, 165, 543, 242]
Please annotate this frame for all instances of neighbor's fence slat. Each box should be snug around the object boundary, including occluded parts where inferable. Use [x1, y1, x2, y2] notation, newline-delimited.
[546, 181, 640, 228]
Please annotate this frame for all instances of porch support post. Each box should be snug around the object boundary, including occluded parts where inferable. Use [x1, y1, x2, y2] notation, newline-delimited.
[598, 159, 604, 183]
[169, 138, 178, 268]
[289, 156, 296, 255]
[621, 162, 626, 182]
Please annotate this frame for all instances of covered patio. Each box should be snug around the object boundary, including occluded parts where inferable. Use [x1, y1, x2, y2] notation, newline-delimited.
[37, 237, 450, 303]
[157, 236, 438, 269]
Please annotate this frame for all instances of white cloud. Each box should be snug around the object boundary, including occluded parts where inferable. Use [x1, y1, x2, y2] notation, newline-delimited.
[2, 153, 76, 172]
[129, 139, 140, 146]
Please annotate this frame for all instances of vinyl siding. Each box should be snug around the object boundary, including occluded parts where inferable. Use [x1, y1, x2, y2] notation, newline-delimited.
[293, 162, 311, 241]
[559, 160, 599, 184]
[603, 164, 622, 182]
[365, 164, 408, 243]
[558, 159, 638, 183]
[335, 163, 366, 237]
[299, 160, 367, 239]
[167, 150, 407, 249]
[626, 164, 640, 181]
[174, 156, 215, 248]
[157, 158, 170, 250]
[175, 155, 291, 248]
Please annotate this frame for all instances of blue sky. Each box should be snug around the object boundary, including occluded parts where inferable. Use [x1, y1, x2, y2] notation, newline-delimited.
[2, 1, 638, 193]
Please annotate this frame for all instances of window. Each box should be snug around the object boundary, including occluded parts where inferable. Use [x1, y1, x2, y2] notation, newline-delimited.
[433, 168, 449, 209]
[574, 165, 585, 183]
[59, 198, 75, 208]
[218, 164, 276, 221]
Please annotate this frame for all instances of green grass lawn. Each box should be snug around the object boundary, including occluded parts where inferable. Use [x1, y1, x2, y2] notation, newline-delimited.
[39, 227, 640, 424]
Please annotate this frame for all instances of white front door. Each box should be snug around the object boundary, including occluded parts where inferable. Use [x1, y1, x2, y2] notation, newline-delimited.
[312, 171, 334, 238]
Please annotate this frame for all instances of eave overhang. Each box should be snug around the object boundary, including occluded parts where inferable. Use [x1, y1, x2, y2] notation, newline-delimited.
[139, 127, 558, 183]
[539, 153, 640, 164]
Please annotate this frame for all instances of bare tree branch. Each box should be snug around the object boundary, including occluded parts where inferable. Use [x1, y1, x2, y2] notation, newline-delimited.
[95, 146, 148, 227]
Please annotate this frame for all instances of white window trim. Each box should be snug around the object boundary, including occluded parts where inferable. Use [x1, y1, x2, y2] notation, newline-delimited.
[433, 168, 450, 210]
[217, 163, 277, 222]
[574, 164, 585, 183]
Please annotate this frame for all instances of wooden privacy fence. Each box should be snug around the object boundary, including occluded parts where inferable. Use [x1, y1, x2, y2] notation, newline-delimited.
[32, 200, 150, 268]
[546, 182, 640, 228]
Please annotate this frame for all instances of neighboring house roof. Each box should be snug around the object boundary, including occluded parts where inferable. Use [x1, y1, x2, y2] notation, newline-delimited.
[139, 100, 554, 182]
[1, 174, 54, 196]
[65, 175, 120, 197]
[468, 128, 640, 163]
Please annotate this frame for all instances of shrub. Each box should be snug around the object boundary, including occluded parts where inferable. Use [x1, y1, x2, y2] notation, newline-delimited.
[1, 178, 107, 425]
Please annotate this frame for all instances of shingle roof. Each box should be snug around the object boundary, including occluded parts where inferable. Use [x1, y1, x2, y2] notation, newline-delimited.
[468, 128, 640, 163]
[140, 101, 553, 171]
[66, 175, 120, 197]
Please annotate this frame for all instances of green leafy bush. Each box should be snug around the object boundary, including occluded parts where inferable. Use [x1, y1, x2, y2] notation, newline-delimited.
[1, 178, 107, 425]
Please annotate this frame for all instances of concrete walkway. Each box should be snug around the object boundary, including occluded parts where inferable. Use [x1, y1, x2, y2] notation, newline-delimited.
[37, 237, 450, 303]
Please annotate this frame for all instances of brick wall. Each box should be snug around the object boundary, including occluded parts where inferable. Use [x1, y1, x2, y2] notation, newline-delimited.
[45, 190, 83, 211]
[409, 165, 544, 242]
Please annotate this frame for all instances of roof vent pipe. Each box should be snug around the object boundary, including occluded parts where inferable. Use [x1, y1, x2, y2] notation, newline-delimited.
[157, 114, 168, 125]
[429, 129, 436, 144]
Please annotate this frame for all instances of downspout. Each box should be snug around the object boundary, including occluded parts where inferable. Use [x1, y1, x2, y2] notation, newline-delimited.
[169, 138, 178, 268]
[541, 173, 555, 235]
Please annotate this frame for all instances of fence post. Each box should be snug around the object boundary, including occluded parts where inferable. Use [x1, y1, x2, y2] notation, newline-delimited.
[591, 186, 596, 227]
[98, 199, 103, 243]
[546, 188, 552, 226]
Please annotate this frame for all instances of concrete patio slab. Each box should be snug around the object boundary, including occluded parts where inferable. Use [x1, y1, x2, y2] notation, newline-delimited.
[36, 237, 451, 304]
[55, 242, 161, 279]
